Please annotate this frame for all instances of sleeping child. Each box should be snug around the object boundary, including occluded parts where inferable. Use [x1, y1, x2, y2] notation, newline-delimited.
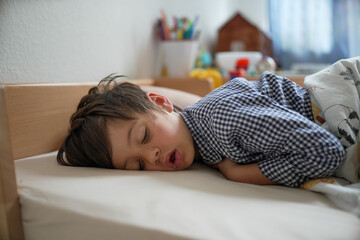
[57, 71, 345, 187]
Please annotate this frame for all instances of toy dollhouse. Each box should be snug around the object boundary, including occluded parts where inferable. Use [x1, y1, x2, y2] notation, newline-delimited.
[216, 13, 273, 57]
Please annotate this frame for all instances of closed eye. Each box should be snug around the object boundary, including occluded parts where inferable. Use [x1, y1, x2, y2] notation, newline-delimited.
[141, 127, 148, 144]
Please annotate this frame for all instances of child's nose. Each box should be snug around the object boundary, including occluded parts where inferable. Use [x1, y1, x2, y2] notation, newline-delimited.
[144, 147, 160, 165]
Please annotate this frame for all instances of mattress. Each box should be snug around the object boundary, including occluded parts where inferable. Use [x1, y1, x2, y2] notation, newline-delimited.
[15, 152, 360, 240]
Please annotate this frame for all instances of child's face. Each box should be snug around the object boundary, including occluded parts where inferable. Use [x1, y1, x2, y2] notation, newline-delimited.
[107, 93, 196, 171]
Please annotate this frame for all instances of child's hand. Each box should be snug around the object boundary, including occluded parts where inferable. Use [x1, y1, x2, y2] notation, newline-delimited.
[213, 158, 276, 185]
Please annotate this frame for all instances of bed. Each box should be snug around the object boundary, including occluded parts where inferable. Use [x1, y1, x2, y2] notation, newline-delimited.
[1, 77, 359, 240]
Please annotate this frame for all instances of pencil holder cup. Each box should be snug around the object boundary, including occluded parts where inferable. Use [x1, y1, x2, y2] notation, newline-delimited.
[155, 40, 199, 77]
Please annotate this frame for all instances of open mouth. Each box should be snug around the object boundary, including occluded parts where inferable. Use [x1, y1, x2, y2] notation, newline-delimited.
[170, 151, 176, 164]
[165, 150, 182, 169]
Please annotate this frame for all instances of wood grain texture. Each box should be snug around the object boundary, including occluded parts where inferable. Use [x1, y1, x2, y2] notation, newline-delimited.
[7, 84, 95, 160]
[154, 77, 214, 97]
[0, 85, 24, 240]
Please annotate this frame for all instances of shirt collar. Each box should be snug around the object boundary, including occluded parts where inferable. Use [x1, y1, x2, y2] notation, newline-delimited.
[179, 111, 222, 164]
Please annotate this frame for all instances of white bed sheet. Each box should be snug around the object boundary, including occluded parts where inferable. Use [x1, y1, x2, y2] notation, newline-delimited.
[15, 152, 360, 240]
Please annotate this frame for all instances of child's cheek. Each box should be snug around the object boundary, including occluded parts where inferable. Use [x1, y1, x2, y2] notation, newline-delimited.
[157, 124, 178, 143]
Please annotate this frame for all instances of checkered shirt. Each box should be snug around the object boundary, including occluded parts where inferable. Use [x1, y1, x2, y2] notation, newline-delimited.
[180, 72, 345, 187]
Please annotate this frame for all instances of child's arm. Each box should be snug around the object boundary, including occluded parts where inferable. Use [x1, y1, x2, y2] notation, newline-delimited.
[214, 158, 276, 185]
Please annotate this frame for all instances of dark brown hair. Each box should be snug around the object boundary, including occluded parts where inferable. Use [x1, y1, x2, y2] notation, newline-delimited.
[57, 74, 161, 168]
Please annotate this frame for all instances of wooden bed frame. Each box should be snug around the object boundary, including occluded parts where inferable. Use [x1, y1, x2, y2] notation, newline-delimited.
[0, 75, 305, 240]
[0, 78, 213, 240]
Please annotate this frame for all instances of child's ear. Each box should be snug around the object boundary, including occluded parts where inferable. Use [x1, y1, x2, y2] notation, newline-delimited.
[145, 92, 174, 113]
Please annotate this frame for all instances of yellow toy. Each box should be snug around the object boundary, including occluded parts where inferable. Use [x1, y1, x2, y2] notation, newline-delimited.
[190, 67, 223, 89]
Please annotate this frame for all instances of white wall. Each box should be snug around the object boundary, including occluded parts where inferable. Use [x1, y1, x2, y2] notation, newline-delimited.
[0, 0, 268, 83]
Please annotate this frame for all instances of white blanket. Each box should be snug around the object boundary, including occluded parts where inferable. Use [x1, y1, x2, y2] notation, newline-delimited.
[303, 57, 360, 216]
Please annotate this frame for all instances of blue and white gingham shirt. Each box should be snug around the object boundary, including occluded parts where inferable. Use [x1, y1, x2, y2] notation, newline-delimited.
[180, 72, 345, 187]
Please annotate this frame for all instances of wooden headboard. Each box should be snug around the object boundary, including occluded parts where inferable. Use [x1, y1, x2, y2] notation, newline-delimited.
[0, 77, 213, 240]
[0, 81, 106, 240]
